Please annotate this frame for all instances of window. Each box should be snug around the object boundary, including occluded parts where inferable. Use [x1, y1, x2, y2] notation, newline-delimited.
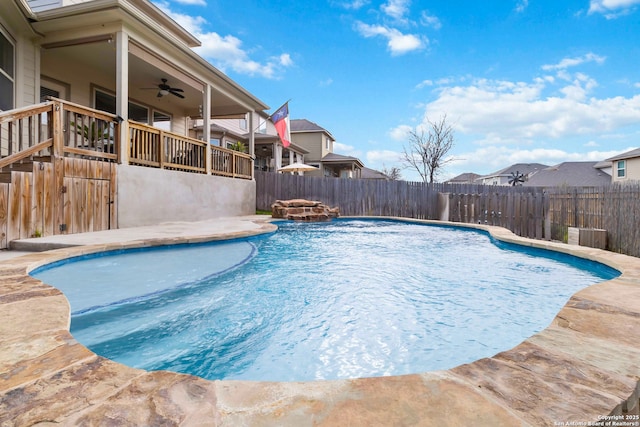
[617, 160, 626, 178]
[238, 118, 247, 130]
[41, 76, 69, 102]
[40, 86, 59, 102]
[258, 118, 267, 134]
[153, 111, 171, 130]
[94, 88, 171, 129]
[95, 90, 116, 114]
[0, 29, 15, 111]
[325, 136, 330, 150]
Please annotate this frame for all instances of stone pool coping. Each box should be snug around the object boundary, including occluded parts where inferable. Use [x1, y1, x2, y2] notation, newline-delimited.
[1, 217, 639, 426]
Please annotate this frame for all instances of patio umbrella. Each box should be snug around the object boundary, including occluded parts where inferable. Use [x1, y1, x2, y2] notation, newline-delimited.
[278, 162, 318, 173]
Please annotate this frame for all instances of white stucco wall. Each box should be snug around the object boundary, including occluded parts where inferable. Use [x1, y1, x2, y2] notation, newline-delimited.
[116, 165, 256, 228]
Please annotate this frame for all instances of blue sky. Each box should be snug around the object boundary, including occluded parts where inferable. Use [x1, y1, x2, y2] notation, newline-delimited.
[156, 0, 640, 181]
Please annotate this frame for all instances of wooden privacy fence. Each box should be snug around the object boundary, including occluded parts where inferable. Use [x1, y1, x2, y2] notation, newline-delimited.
[256, 171, 440, 218]
[256, 171, 640, 258]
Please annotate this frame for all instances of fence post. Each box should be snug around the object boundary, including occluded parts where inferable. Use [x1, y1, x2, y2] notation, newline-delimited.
[51, 101, 66, 234]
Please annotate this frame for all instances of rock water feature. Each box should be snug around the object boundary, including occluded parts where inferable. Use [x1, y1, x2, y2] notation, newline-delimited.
[271, 199, 339, 222]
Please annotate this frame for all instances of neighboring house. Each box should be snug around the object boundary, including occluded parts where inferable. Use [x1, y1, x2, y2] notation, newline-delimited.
[322, 153, 365, 178]
[192, 112, 309, 173]
[475, 163, 548, 186]
[361, 167, 390, 180]
[605, 148, 640, 183]
[594, 160, 612, 177]
[445, 172, 481, 184]
[290, 119, 364, 178]
[0, 0, 269, 230]
[523, 162, 611, 187]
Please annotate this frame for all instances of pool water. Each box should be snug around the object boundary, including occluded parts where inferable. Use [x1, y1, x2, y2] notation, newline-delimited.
[32, 219, 618, 382]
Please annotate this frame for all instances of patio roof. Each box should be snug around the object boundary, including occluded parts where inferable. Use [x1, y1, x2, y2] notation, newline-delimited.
[605, 147, 640, 162]
[28, 0, 269, 117]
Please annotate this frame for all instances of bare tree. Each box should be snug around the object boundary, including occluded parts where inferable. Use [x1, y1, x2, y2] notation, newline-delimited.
[402, 115, 455, 183]
[381, 165, 402, 180]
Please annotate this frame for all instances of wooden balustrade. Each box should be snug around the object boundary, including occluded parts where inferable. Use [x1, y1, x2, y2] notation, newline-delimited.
[1, 99, 253, 180]
[210, 146, 253, 180]
[0, 103, 54, 169]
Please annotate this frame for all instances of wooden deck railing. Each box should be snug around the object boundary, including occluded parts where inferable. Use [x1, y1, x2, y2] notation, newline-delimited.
[129, 122, 207, 173]
[130, 121, 253, 179]
[0, 99, 119, 169]
[211, 146, 253, 179]
[0, 103, 54, 169]
[62, 101, 119, 162]
[1, 99, 253, 179]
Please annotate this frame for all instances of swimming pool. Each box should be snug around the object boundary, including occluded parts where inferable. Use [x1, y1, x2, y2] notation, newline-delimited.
[32, 219, 618, 382]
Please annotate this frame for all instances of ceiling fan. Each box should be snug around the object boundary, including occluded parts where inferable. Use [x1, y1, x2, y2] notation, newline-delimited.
[142, 78, 184, 99]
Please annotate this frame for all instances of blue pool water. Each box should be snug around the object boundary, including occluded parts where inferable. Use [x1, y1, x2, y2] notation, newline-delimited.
[32, 219, 619, 382]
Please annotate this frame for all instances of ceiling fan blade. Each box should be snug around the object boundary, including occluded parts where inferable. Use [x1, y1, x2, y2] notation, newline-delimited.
[171, 91, 185, 99]
[170, 87, 184, 92]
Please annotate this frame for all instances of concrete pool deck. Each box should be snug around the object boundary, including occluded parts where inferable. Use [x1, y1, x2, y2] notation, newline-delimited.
[1, 216, 639, 426]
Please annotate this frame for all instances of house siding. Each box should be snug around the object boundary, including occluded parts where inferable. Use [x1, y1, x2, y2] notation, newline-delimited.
[612, 158, 640, 183]
[27, 0, 61, 12]
[27, 0, 92, 12]
[292, 133, 323, 161]
[18, 38, 38, 106]
[0, 7, 38, 110]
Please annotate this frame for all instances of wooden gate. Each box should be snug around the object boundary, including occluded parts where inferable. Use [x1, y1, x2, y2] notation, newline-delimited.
[62, 158, 116, 235]
[0, 157, 116, 248]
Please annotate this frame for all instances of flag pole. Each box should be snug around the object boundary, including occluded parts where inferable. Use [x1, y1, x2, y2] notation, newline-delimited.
[267, 99, 292, 120]
[251, 99, 292, 132]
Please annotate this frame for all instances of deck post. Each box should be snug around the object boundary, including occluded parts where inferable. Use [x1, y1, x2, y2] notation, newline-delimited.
[203, 84, 212, 174]
[51, 100, 66, 234]
[115, 30, 129, 165]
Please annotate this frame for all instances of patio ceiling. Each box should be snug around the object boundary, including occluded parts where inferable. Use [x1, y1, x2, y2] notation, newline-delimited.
[32, 0, 268, 118]
[40, 38, 252, 118]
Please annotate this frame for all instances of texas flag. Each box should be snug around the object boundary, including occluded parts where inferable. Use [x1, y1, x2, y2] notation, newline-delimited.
[271, 102, 291, 147]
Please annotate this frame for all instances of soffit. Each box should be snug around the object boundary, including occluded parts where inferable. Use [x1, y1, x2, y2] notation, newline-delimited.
[31, 0, 199, 47]
[32, 0, 268, 115]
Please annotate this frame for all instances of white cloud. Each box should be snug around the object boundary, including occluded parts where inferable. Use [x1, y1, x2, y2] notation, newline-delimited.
[389, 124, 413, 141]
[366, 149, 403, 165]
[319, 78, 334, 87]
[154, 2, 293, 79]
[541, 53, 606, 71]
[333, 0, 369, 10]
[173, 0, 206, 5]
[415, 79, 433, 89]
[584, 141, 599, 147]
[334, 141, 361, 158]
[589, 0, 640, 17]
[381, 0, 411, 21]
[354, 22, 425, 55]
[421, 73, 640, 144]
[420, 11, 442, 30]
[515, 0, 529, 13]
[450, 146, 626, 174]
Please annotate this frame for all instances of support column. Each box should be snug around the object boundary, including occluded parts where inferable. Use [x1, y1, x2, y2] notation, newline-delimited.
[248, 111, 255, 179]
[274, 143, 282, 171]
[115, 30, 129, 164]
[203, 85, 212, 174]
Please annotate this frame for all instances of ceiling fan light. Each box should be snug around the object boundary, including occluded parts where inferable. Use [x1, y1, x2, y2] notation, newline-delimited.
[159, 89, 169, 96]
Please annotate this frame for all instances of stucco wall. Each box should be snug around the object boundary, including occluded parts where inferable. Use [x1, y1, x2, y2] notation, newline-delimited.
[612, 157, 640, 183]
[116, 165, 256, 227]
